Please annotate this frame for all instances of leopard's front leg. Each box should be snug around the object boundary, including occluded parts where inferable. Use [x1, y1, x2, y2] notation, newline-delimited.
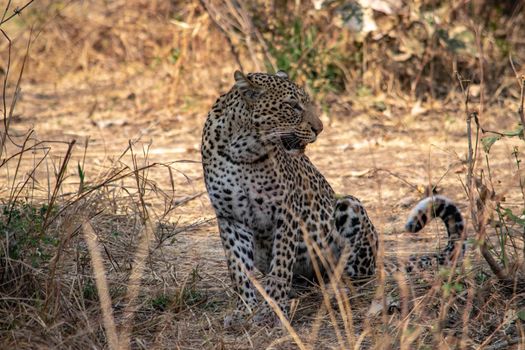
[255, 209, 298, 326]
[217, 218, 258, 329]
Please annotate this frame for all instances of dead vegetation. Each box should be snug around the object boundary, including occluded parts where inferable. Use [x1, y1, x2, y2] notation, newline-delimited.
[1, 0, 525, 349]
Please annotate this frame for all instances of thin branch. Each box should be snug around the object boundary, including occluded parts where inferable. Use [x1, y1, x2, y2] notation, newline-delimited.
[1, 0, 12, 24]
[0, 27, 12, 155]
[509, 54, 525, 129]
[198, 0, 244, 71]
[0, 0, 35, 26]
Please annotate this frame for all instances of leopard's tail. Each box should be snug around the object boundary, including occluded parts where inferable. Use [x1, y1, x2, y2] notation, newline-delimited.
[404, 195, 465, 271]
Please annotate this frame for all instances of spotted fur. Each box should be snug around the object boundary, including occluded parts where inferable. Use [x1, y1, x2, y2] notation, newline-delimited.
[404, 195, 465, 272]
[201, 71, 465, 328]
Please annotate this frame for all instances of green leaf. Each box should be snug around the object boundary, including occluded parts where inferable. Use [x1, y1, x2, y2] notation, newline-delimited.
[518, 310, 525, 321]
[482, 127, 524, 153]
[453, 282, 464, 293]
[77, 162, 85, 182]
[446, 38, 466, 53]
[481, 135, 501, 153]
[503, 208, 525, 226]
[502, 126, 524, 137]
[78, 162, 85, 194]
[169, 48, 180, 64]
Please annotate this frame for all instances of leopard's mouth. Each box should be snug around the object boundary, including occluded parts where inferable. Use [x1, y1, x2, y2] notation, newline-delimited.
[281, 134, 307, 154]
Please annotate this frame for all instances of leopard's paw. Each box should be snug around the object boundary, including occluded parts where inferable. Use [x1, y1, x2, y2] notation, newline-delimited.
[223, 309, 250, 331]
[253, 306, 284, 328]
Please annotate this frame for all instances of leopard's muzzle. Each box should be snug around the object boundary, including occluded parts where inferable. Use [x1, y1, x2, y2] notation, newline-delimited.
[281, 134, 308, 154]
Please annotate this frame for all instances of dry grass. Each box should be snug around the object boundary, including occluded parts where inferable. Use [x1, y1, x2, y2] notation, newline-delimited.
[1, 1, 524, 349]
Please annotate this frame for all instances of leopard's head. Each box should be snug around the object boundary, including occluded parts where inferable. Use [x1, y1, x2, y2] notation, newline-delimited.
[234, 70, 323, 155]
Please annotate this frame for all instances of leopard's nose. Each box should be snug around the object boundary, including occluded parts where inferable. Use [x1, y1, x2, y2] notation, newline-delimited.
[311, 119, 323, 135]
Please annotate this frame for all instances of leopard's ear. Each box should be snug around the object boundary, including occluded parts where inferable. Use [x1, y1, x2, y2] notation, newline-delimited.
[275, 70, 288, 79]
[234, 70, 263, 102]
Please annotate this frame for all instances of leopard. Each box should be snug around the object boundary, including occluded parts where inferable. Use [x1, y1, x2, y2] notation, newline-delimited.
[201, 70, 465, 328]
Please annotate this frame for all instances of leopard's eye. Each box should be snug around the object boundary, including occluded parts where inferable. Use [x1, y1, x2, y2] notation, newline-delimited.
[284, 100, 303, 114]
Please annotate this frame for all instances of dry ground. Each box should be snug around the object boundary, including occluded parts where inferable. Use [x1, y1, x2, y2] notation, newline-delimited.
[3, 65, 524, 349]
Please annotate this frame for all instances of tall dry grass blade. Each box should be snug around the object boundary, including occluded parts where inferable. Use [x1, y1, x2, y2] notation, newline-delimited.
[119, 142, 155, 350]
[6, 130, 33, 209]
[300, 221, 348, 349]
[393, 272, 420, 350]
[325, 253, 356, 349]
[118, 209, 155, 350]
[42, 139, 76, 233]
[246, 271, 309, 350]
[82, 220, 120, 350]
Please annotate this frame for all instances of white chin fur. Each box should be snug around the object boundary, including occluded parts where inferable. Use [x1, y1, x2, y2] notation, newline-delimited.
[285, 148, 305, 155]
